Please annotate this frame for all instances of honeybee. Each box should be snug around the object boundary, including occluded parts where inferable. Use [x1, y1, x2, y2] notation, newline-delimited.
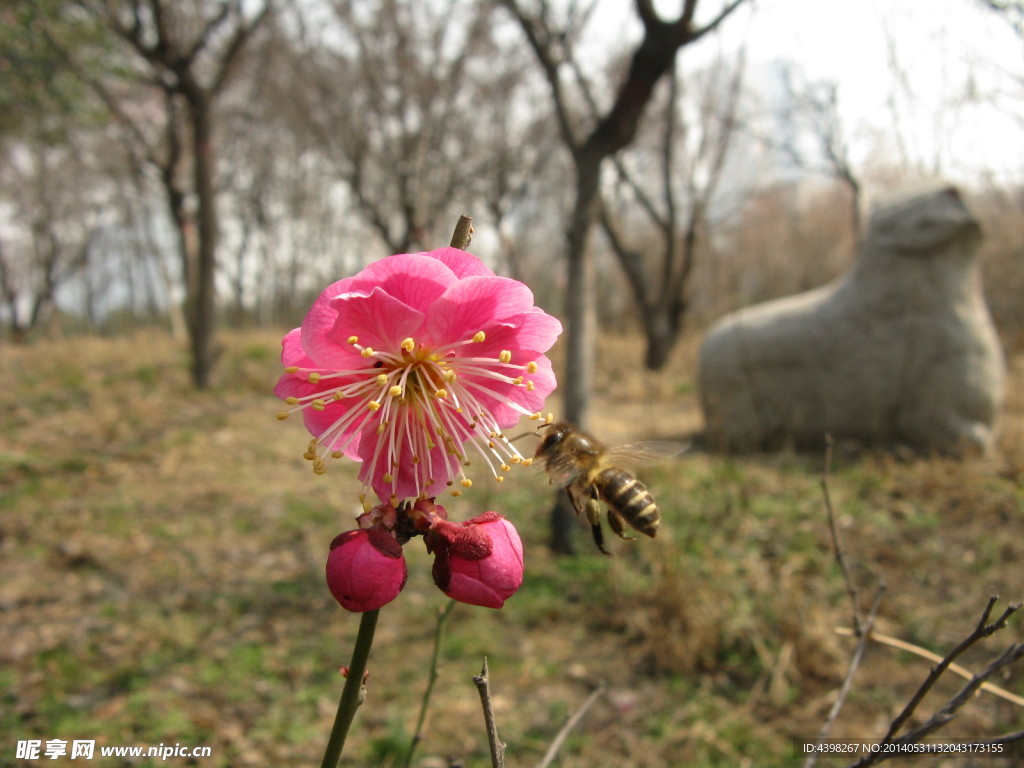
[534, 421, 687, 554]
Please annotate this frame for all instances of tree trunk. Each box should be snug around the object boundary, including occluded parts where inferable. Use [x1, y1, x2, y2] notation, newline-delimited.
[187, 91, 218, 389]
[549, 157, 602, 554]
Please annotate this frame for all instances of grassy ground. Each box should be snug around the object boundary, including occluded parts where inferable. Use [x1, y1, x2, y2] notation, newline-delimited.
[1, 330, 1022, 767]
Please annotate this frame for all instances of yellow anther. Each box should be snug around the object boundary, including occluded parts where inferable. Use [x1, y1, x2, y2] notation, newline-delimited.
[526, 361, 538, 373]
[434, 388, 448, 399]
[488, 441, 496, 448]
[499, 350, 512, 363]
[495, 476, 505, 483]
[449, 489, 463, 497]
[389, 386, 403, 397]
[331, 451, 343, 459]
[501, 463, 511, 472]
[312, 399, 326, 411]
[383, 473, 394, 483]
[309, 372, 322, 384]
[377, 423, 386, 435]
[284, 366, 299, 374]
[275, 412, 289, 420]
[313, 460, 327, 474]
[347, 335, 359, 345]
[526, 381, 535, 391]
[461, 478, 473, 488]
[332, 392, 345, 401]
[529, 412, 543, 420]
[546, 412, 554, 424]
[361, 347, 375, 358]
[285, 396, 299, 405]
[521, 457, 534, 467]
[444, 370, 457, 382]
[368, 400, 381, 411]
[375, 373, 387, 385]
[472, 331, 486, 343]
[401, 337, 416, 352]
[510, 456, 521, 464]
[513, 376, 523, 385]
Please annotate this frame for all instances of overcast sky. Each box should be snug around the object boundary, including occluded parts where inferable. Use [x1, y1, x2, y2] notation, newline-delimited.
[604, 0, 1024, 186]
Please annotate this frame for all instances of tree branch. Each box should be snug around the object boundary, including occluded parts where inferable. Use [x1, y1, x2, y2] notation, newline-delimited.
[473, 658, 505, 768]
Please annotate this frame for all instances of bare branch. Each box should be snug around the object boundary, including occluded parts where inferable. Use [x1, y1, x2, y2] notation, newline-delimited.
[534, 684, 606, 768]
[449, 215, 475, 250]
[844, 599, 1024, 768]
[804, 586, 886, 768]
[473, 658, 505, 768]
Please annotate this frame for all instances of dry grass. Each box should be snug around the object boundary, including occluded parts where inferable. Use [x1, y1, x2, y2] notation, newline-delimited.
[1, 330, 1022, 767]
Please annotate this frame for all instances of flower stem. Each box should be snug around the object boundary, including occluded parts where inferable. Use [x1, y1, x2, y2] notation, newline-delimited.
[321, 608, 380, 768]
[403, 600, 457, 768]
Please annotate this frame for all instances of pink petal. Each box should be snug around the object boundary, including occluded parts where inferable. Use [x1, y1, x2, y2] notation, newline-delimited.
[346, 253, 458, 313]
[417, 247, 495, 279]
[300, 278, 360, 369]
[426, 276, 537, 344]
[468, 312, 563, 359]
[328, 287, 426, 353]
[279, 327, 313, 368]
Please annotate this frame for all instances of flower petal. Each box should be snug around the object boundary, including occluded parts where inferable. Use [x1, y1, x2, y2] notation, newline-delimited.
[329, 287, 426, 353]
[416, 247, 496, 279]
[300, 278, 361, 369]
[346, 253, 458, 312]
[426, 276, 538, 344]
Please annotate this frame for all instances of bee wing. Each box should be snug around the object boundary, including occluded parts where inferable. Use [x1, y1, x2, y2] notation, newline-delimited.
[605, 440, 689, 467]
[537, 451, 583, 485]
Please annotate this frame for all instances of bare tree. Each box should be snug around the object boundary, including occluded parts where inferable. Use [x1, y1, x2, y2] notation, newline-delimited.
[774, 68, 863, 243]
[61, 0, 271, 387]
[0, 136, 102, 339]
[500, 0, 749, 551]
[599, 47, 748, 370]
[284, 0, 529, 256]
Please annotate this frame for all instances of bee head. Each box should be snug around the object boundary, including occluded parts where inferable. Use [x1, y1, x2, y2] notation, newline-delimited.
[534, 421, 571, 458]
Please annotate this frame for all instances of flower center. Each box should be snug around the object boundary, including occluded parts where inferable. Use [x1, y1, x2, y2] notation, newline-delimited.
[277, 330, 548, 505]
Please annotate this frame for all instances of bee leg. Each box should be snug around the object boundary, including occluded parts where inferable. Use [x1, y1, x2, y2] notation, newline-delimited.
[585, 492, 611, 556]
[606, 508, 636, 542]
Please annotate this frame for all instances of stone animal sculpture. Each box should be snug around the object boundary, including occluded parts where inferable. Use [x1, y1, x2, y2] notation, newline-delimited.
[699, 184, 1005, 456]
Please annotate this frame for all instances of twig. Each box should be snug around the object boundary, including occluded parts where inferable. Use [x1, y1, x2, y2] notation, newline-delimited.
[894, 641, 1024, 743]
[834, 627, 1024, 707]
[844, 598, 1024, 768]
[321, 608, 381, 768]
[821, 434, 862, 634]
[404, 600, 457, 768]
[473, 658, 505, 768]
[534, 684, 605, 768]
[875, 597, 1019, 748]
[803, 585, 886, 768]
[449, 214, 474, 250]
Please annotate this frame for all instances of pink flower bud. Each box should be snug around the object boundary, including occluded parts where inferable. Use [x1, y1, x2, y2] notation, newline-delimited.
[428, 513, 524, 609]
[326, 529, 407, 612]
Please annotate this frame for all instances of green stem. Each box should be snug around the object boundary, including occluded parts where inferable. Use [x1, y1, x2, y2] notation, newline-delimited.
[320, 608, 380, 768]
[403, 600, 457, 768]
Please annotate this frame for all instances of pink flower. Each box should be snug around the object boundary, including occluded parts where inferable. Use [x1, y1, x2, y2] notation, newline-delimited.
[326, 529, 408, 612]
[426, 512, 524, 609]
[275, 248, 561, 505]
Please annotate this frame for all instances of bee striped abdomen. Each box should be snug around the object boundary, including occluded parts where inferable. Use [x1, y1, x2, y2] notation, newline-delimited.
[596, 468, 660, 538]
